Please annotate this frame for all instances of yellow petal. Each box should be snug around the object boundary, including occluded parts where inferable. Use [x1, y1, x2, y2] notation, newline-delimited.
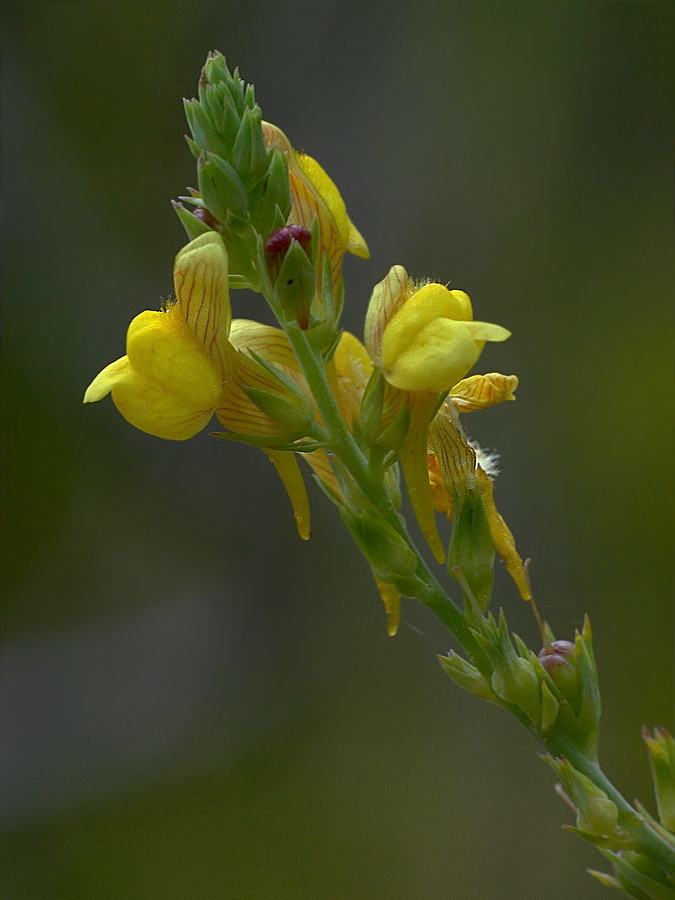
[476, 469, 532, 602]
[173, 233, 231, 379]
[265, 449, 311, 540]
[399, 391, 445, 563]
[301, 448, 343, 502]
[84, 357, 131, 403]
[262, 122, 368, 289]
[229, 319, 300, 372]
[113, 309, 223, 440]
[295, 153, 369, 259]
[380, 283, 473, 368]
[333, 331, 373, 393]
[383, 319, 483, 393]
[450, 373, 519, 413]
[364, 265, 412, 363]
[375, 580, 401, 636]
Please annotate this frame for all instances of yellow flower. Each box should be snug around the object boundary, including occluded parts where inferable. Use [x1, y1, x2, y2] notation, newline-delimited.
[84, 232, 231, 440]
[379, 282, 510, 393]
[363, 265, 513, 563]
[84, 233, 317, 540]
[262, 122, 369, 287]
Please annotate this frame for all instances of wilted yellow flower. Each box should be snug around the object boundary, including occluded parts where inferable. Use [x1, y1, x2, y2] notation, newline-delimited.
[428, 397, 531, 603]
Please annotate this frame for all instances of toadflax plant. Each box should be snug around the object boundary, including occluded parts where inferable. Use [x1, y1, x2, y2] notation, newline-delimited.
[84, 52, 675, 897]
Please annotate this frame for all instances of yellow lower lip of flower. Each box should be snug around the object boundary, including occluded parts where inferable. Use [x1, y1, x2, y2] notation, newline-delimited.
[85, 308, 224, 441]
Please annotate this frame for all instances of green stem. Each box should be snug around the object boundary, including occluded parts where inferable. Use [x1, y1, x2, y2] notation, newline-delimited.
[281, 322, 488, 664]
[263, 284, 675, 887]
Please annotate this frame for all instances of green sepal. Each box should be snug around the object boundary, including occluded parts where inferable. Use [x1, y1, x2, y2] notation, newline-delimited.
[210, 431, 294, 450]
[376, 404, 410, 454]
[545, 755, 619, 838]
[472, 611, 541, 725]
[274, 239, 316, 328]
[360, 369, 385, 446]
[232, 106, 269, 189]
[198, 151, 249, 222]
[341, 505, 418, 587]
[539, 680, 560, 734]
[597, 848, 675, 900]
[244, 349, 312, 410]
[438, 651, 501, 704]
[172, 200, 215, 241]
[447, 487, 495, 616]
[185, 135, 201, 160]
[250, 148, 291, 238]
[241, 387, 314, 437]
[184, 98, 233, 161]
[643, 727, 675, 833]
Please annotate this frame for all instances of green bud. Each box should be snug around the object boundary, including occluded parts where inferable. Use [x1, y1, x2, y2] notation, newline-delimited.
[609, 850, 675, 898]
[202, 51, 232, 90]
[643, 726, 675, 832]
[438, 650, 500, 704]
[172, 200, 215, 242]
[232, 107, 269, 189]
[473, 611, 542, 724]
[184, 98, 233, 161]
[342, 506, 418, 587]
[198, 151, 249, 222]
[539, 641, 583, 713]
[539, 680, 560, 734]
[546, 756, 619, 838]
[249, 146, 292, 239]
[375, 404, 410, 454]
[274, 238, 316, 330]
[359, 369, 385, 446]
[447, 488, 495, 615]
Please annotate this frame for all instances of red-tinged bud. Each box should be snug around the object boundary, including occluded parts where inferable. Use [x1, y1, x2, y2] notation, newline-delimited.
[264, 224, 312, 265]
[539, 640, 582, 714]
[264, 226, 315, 329]
[192, 207, 220, 228]
[539, 640, 575, 674]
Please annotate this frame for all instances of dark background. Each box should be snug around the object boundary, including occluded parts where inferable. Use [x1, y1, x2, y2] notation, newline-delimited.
[2, 2, 673, 898]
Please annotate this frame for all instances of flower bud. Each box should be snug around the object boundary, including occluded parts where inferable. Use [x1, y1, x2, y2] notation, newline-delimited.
[643, 726, 675, 832]
[267, 230, 316, 329]
[539, 640, 582, 713]
[447, 487, 495, 615]
[438, 651, 500, 704]
[197, 151, 249, 223]
[264, 224, 311, 273]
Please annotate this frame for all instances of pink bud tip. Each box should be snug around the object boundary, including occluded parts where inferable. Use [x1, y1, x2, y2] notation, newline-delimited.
[264, 225, 311, 256]
[539, 641, 575, 675]
[193, 207, 219, 228]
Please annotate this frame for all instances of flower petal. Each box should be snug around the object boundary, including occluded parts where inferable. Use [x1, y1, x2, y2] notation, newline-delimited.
[364, 265, 411, 363]
[399, 391, 445, 563]
[376, 580, 401, 637]
[265, 449, 311, 541]
[112, 309, 223, 440]
[229, 318, 300, 372]
[84, 357, 131, 403]
[450, 373, 519, 412]
[173, 232, 231, 379]
[383, 319, 483, 393]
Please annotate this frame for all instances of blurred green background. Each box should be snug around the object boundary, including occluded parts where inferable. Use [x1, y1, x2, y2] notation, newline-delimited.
[2, 3, 672, 898]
